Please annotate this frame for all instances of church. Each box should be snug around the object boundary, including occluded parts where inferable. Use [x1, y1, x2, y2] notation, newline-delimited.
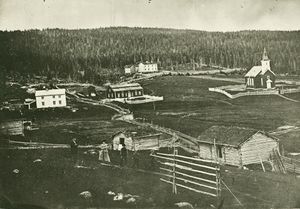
[244, 48, 276, 89]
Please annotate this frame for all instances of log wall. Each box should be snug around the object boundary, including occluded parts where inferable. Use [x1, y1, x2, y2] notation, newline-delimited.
[240, 132, 278, 165]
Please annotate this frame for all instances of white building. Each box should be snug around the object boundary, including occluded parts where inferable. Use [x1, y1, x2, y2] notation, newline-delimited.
[35, 89, 67, 109]
[135, 62, 158, 73]
[124, 65, 136, 75]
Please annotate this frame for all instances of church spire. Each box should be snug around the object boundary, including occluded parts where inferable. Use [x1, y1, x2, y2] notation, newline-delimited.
[262, 47, 269, 61]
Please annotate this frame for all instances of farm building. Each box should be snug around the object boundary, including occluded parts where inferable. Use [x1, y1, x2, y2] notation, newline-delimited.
[197, 126, 279, 167]
[106, 83, 143, 99]
[124, 62, 158, 74]
[135, 62, 158, 73]
[245, 48, 276, 89]
[35, 89, 67, 108]
[124, 65, 136, 75]
[111, 131, 163, 151]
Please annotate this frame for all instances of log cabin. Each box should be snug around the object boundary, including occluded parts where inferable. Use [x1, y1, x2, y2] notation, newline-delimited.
[197, 126, 279, 167]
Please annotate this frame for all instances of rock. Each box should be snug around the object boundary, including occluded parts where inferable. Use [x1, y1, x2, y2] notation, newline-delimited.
[79, 191, 92, 199]
[126, 197, 136, 204]
[13, 169, 19, 174]
[113, 193, 123, 201]
[175, 202, 194, 209]
[107, 191, 115, 196]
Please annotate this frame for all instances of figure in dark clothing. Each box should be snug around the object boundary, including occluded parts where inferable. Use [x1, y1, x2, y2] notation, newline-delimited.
[70, 138, 78, 164]
[149, 149, 156, 170]
[132, 150, 140, 169]
[120, 144, 128, 167]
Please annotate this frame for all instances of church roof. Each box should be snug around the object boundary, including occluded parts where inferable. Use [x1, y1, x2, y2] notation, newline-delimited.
[244, 66, 275, 77]
[245, 66, 262, 77]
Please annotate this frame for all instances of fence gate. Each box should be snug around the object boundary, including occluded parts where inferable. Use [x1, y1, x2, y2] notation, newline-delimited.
[152, 148, 221, 198]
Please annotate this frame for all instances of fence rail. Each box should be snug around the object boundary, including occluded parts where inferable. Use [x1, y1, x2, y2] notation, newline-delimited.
[152, 150, 220, 198]
[281, 156, 300, 174]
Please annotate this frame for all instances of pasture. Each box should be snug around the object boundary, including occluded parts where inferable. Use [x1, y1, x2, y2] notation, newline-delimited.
[132, 76, 300, 153]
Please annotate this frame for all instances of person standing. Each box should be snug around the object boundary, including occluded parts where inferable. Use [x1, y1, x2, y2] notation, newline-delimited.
[132, 150, 140, 169]
[98, 140, 111, 163]
[70, 138, 78, 164]
[120, 144, 128, 167]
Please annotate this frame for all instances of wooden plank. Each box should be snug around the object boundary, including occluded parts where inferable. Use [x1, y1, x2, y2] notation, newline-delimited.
[175, 176, 217, 190]
[160, 178, 217, 197]
[160, 161, 216, 177]
[152, 154, 219, 171]
[160, 167, 216, 184]
[157, 152, 218, 164]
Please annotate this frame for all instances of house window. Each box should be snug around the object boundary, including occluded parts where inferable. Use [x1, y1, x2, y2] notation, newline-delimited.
[41, 96, 44, 100]
[59, 100, 62, 105]
[119, 138, 125, 145]
[217, 145, 223, 158]
[42, 102, 45, 106]
[53, 101, 56, 105]
[59, 95, 61, 98]
[53, 95, 55, 99]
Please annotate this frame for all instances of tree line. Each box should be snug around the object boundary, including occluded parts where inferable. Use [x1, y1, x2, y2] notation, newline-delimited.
[0, 27, 299, 84]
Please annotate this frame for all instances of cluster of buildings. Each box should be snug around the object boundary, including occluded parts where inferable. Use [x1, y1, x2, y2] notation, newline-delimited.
[124, 62, 158, 75]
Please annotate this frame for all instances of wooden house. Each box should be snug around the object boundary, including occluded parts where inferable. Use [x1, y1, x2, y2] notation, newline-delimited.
[112, 131, 133, 151]
[106, 83, 143, 99]
[245, 48, 276, 89]
[197, 126, 279, 167]
[135, 62, 158, 73]
[35, 89, 67, 108]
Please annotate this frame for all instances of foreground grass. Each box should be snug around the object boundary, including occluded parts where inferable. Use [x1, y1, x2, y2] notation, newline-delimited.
[1, 149, 300, 209]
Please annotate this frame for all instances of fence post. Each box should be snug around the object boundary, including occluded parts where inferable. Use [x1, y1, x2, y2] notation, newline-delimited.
[172, 146, 178, 194]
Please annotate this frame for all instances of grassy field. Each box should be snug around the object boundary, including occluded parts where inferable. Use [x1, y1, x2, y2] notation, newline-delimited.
[131, 76, 300, 151]
[2, 148, 300, 209]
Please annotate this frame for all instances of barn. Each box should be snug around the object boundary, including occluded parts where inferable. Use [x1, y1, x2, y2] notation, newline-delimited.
[197, 126, 279, 167]
[244, 48, 276, 89]
[106, 83, 143, 99]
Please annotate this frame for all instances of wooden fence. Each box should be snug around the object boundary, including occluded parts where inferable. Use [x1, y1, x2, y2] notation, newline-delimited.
[281, 156, 300, 174]
[152, 149, 221, 197]
[209, 87, 280, 99]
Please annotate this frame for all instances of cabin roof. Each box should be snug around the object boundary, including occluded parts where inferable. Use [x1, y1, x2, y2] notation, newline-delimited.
[35, 89, 66, 96]
[109, 83, 143, 92]
[197, 125, 259, 146]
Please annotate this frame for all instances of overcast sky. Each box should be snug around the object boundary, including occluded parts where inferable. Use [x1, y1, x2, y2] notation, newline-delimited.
[0, 0, 299, 31]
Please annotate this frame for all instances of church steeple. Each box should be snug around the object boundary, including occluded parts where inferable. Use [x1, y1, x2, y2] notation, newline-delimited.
[262, 47, 269, 61]
[261, 47, 270, 73]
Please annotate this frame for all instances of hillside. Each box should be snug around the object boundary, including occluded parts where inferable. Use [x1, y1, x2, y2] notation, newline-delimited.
[0, 28, 300, 84]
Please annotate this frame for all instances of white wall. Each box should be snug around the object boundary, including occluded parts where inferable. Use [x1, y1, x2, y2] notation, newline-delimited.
[36, 93, 66, 108]
[137, 63, 158, 73]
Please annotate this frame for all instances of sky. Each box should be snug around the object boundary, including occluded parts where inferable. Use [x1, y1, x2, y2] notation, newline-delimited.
[0, 0, 299, 31]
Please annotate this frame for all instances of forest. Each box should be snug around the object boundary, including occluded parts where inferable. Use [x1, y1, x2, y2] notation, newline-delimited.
[0, 27, 299, 84]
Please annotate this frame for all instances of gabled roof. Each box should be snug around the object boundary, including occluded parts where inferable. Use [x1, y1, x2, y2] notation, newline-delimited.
[35, 89, 66, 96]
[244, 66, 262, 77]
[245, 66, 275, 77]
[109, 83, 143, 92]
[197, 125, 259, 147]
